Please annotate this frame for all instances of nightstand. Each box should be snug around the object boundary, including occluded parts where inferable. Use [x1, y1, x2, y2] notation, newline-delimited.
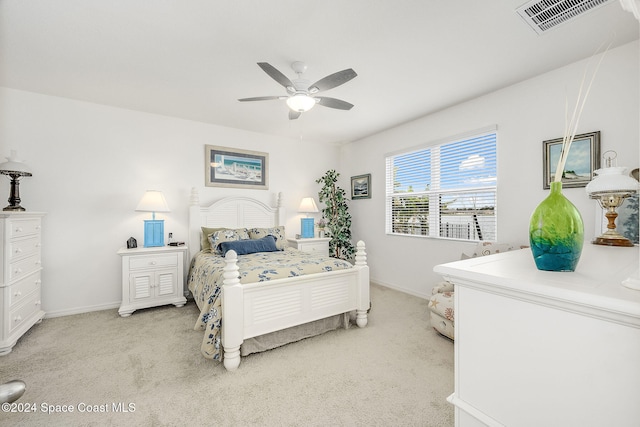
[287, 237, 331, 256]
[117, 246, 188, 317]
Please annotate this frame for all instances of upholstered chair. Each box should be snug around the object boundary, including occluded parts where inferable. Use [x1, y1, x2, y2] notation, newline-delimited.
[429, 242, 517, 340]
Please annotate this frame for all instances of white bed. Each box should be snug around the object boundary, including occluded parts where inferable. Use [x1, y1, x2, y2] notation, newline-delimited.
[187, 188, 370, 371]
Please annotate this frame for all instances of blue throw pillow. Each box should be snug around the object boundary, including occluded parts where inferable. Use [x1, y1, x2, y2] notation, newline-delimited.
[219, 235, 280, 256]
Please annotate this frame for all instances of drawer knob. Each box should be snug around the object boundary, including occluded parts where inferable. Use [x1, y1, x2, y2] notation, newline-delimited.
[14, 248, 22, 254]
[14, 291, 22, 297]
[35, 279, 42, 285]
[36, 243, 42, 248]
[15, 227, 23, 233]
[35, 225, 41, 230]
[14, 316, 22, 323]
[150, 261, 157, 265]
[35, 300, 41, 306]
[14, 268, 22, 274]
[35, 260, 42, 265]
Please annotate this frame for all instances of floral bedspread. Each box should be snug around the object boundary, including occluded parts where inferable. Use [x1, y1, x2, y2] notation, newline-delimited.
[187, 248, 353, 361]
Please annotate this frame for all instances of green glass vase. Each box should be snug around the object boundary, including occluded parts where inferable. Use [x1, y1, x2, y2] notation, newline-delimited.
[529, 181, 584, 272]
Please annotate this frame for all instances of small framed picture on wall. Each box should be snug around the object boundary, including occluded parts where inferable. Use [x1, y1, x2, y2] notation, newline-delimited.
[351, 174, 371, 199]
[542, 131, 600, 189]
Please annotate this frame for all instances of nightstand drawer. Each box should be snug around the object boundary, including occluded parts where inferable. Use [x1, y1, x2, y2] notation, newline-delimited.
[129, 253, 178, 270]
[9, 218, 42, 239]
[9, 236, 41, 262]
[300, 242, 327, 253]
[9, 254, 42, 282]
[8, 272, 41, 308]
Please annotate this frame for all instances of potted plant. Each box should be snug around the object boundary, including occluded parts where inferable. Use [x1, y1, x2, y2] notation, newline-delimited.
[316, 170, 355, 260]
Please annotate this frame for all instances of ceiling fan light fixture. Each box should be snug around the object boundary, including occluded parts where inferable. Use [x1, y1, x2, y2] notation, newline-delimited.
[286, 94, 316, 112]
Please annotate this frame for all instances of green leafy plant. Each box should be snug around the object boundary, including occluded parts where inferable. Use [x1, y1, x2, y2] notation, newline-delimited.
[316, 170, 355, 260]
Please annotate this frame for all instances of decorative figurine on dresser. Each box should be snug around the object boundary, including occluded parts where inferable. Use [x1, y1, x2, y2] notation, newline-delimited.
[0, 212, 46, 355]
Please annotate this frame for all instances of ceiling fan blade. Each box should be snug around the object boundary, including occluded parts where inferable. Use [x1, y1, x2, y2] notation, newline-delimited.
[309, 69, 357, 93]
[289, 110, 301, 120]
[257, 62, 294, 90]
[238, 96, 285, 102]
[316, 97, 354, 110]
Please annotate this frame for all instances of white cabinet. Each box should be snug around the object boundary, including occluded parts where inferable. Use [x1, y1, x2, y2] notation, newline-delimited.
[287, 237, 330, 256]
[117, 246, 187, 317]
[434, 245, 640, 427]
[0, 212, 46, 355]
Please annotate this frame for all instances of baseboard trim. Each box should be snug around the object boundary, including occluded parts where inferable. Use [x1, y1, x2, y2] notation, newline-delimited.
[370, 278, 429, 300]
[44, 302, 121, 318]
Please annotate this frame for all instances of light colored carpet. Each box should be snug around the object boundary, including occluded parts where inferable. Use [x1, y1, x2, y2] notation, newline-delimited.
[1, 284, 454, 426]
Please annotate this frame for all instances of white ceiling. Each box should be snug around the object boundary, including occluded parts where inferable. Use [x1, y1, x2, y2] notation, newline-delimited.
[0, 1, 637, 145]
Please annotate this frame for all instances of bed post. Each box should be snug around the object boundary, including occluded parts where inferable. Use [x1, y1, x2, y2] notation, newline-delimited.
[188, 187, 201, 261]
[276, 191, 285, 226]
[221, 249, 243, 371]
[355, 240, 369, 328]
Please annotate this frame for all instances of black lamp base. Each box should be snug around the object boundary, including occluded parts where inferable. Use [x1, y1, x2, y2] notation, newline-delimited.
[2, 173, 29, 212]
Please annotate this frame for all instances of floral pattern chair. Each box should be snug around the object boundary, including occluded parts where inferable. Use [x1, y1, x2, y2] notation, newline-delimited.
[429, 242, 517, 340]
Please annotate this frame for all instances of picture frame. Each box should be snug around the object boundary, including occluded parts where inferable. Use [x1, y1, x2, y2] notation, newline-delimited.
[205, 145, 269, 190]
[351, 173, 371, 199]
[542, 131, 600, 189]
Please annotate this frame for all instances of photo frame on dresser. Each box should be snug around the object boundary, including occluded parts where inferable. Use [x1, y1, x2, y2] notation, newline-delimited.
[542, 131, 600, 189]
[205, 145, 269, 190]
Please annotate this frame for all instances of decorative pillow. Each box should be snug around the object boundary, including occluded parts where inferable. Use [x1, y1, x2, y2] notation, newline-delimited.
[201, 227, 225, 252]
[208, 228, 250, 254]
[219, 236, 279, 256]
[248, 226, 286, 250]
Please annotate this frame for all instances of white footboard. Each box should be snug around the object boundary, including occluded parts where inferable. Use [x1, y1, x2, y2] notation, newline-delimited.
[221, 241, 370, 371]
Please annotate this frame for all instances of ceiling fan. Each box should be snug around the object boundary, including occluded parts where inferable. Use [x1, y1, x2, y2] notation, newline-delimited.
[238, 61, 357, 120]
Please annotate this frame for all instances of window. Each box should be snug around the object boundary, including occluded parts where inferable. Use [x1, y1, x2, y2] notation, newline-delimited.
[385, 129, 497, 241]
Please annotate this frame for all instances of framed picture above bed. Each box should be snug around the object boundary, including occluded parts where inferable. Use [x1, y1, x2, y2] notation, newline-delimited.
[205, 145, 269, 190]
[542, 131, 600, 190]
[351, 173, 371, 199]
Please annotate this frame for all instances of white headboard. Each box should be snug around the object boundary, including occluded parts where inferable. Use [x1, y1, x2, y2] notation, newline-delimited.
[188, 187, 285, 258]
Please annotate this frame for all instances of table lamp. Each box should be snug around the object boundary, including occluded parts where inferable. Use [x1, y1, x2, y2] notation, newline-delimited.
[585, 151, 639, 247]
[298, 197, 319, 238]
[135, 190, 170, 247]
[0, 150, 32, 211]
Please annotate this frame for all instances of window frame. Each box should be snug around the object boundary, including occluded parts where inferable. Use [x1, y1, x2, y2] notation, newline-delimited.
[385, 127, 498, 242]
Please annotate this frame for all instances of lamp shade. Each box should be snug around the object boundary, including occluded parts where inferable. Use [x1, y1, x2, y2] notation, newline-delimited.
[585, 167, 640, 195]
[286, 95, 316, 112]
[298, 197, 319, 213]
[0, 150, 31, 174]
[135, 190, 170, 213]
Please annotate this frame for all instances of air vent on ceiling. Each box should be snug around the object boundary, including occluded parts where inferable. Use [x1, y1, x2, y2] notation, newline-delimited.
[516, 0, 614, 35]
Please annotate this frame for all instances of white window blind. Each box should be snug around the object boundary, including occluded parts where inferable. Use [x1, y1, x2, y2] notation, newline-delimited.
[385, 130, 497, 241]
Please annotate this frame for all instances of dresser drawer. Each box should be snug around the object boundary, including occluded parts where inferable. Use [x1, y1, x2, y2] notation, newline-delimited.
[8, 293, 42, 334]
[8, 272, 41, 308]
[9, 218, 42, 239]
[8, 236, 41, 262]
[9, 254, 42, 282]
[129, 253, 178, 270]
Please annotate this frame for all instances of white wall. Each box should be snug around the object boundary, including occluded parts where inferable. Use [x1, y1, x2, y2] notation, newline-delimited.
[0, 88, 340, 316]
[341, 41, 639, 298]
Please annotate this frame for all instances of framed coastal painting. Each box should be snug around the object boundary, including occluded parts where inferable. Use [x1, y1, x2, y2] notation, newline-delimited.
[205, 145, 269, 189]
[351, 173, 371, 199]
[542, 131, 600, 189]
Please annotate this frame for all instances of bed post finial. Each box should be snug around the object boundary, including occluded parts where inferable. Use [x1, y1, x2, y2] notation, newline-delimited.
[355, 240, 367, 266]
[277, 191, 283, 207]
[190, 187, 199, 206]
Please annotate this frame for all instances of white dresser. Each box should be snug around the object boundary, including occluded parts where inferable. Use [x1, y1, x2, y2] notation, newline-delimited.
[117, 246, 187, 317]
[0, 212, 46, 355]
[434, 245, 640, 427]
